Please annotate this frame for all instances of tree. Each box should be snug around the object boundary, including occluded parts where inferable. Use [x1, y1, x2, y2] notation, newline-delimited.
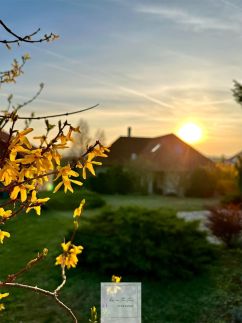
[232, 80, 242, 196]
[70, 118, 106, 157]
[235, 156, 242, 195]
[0, 20, 109, 322]
[232, 80, 242, 106]
[70, 118, 91, 157]
[94, 128, 106, 146]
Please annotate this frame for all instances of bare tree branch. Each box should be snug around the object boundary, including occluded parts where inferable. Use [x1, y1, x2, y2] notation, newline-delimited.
[0, 20, 59, 45]
[0, 104, 99, 120]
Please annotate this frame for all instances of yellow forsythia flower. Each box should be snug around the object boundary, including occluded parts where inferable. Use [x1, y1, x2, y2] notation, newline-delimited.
[0, 230, 10, 244]
[89, 306, 98, 323]
[26, 190, 50, 216]
[0, 293, 9, 300]
[55, 241, 83, 269]
[0, 292, 9, 311]
[54, 164, 83, 193]
[10, 185, 27, 202]
[112, 275, 122, 283]
[77, 154, 102, 180]
[73, 199, 85, 218]
[0, 208, 12, 218]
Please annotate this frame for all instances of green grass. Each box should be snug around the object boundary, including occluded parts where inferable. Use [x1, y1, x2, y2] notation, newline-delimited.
[0, 195, 240, 323]
[38, 189, 106, 211]
[102, 194, 219, 211]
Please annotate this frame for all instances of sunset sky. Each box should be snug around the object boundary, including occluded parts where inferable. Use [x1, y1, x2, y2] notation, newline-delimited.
[0, 0, 242, 157]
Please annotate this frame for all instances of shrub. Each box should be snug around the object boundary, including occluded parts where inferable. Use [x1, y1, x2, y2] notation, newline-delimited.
[39, 189, 105, 211]
[86, 166, 142, 194]
[73, 207, 216, 279]
[215, 163, 239, 196]
[207, 204, 242, 248]
[186, 167, 217, 198]
[221, 193, 242, 207]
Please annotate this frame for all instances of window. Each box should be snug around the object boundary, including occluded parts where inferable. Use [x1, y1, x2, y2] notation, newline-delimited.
[151, 143, 160, 153]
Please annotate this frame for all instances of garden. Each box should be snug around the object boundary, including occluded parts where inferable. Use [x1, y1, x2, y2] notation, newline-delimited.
[1, 191, 242, 322]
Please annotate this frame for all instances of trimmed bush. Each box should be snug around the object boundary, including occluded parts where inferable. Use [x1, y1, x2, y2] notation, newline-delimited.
[86, 166, 143, 194]
[73, 207, 216, 279]
[207, 204, 242, 248]
[39, 189, 105, 211]
[186, 167, 217, 198]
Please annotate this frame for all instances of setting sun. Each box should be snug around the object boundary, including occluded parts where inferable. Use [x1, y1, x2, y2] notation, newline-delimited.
[178, 123, 202, 144]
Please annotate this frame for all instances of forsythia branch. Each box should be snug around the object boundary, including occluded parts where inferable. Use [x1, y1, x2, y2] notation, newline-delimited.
[0, 282, 78, 323]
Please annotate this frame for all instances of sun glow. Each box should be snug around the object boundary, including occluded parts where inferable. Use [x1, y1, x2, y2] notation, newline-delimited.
[178, 123, 202, 144]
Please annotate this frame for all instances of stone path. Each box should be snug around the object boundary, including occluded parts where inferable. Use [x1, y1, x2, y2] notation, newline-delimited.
[176, 210, 221, 244]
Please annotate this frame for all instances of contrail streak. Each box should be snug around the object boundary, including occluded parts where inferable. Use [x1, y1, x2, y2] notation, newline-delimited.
[34, 46, 175, 111]
[45, 62, 174, 111]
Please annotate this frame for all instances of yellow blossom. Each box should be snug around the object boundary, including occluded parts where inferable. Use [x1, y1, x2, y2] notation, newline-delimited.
[10, 185, 28, 202]
[112, 275, 122, 283]
[26, 190, 50, 216]
[54, 164, 83, 193]
[9, 128, 33, 150]
[0, 208, 12, 218]
[0, 293, 9, 300]
[55, 241, 84, 269]
[0, 290, 9, 312]
[0, 161, 19, 186]
[73, 199, 85, 218]
[77, 154, 102, 180]
[0, 230, 10, 243]
[90, 145, 110, 159]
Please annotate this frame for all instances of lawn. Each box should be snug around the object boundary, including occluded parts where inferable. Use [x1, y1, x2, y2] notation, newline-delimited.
[102, 194, 220, 211]
[0, 195, 241, 323]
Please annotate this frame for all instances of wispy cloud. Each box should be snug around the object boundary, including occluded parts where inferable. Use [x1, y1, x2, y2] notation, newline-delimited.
[219, 0, 242, 10]
[45, 62, 175, 112]
[136, 5, 239, 32]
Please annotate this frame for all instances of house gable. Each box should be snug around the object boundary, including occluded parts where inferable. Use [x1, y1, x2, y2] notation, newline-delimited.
[105, 136, 151, 166]
[140, 134, 213, 172]
[106, 133, 213, 171]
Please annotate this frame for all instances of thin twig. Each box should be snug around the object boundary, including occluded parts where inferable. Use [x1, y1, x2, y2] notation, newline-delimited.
[15, 83, 44, 111]
[0, 104, 99, 120]
[54, 265, 67, 295]
[5, 250, 48, 283]
[0, 20, 57, 44]
[0, 282, 78, 323]
[0, 205, 25, 224]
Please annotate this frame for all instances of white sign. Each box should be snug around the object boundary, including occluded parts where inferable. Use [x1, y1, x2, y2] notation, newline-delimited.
[101, 282, 141, 323]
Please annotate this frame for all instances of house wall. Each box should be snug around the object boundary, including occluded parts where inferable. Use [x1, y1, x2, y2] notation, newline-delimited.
[155, 171, 188, 196]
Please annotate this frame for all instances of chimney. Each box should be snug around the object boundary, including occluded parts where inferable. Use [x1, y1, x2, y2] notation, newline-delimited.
[127, 127, 132, 137]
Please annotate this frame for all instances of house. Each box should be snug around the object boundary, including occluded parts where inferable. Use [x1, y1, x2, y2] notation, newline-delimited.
[227, 151, 242, 164]
[105, 131, 214, 196]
